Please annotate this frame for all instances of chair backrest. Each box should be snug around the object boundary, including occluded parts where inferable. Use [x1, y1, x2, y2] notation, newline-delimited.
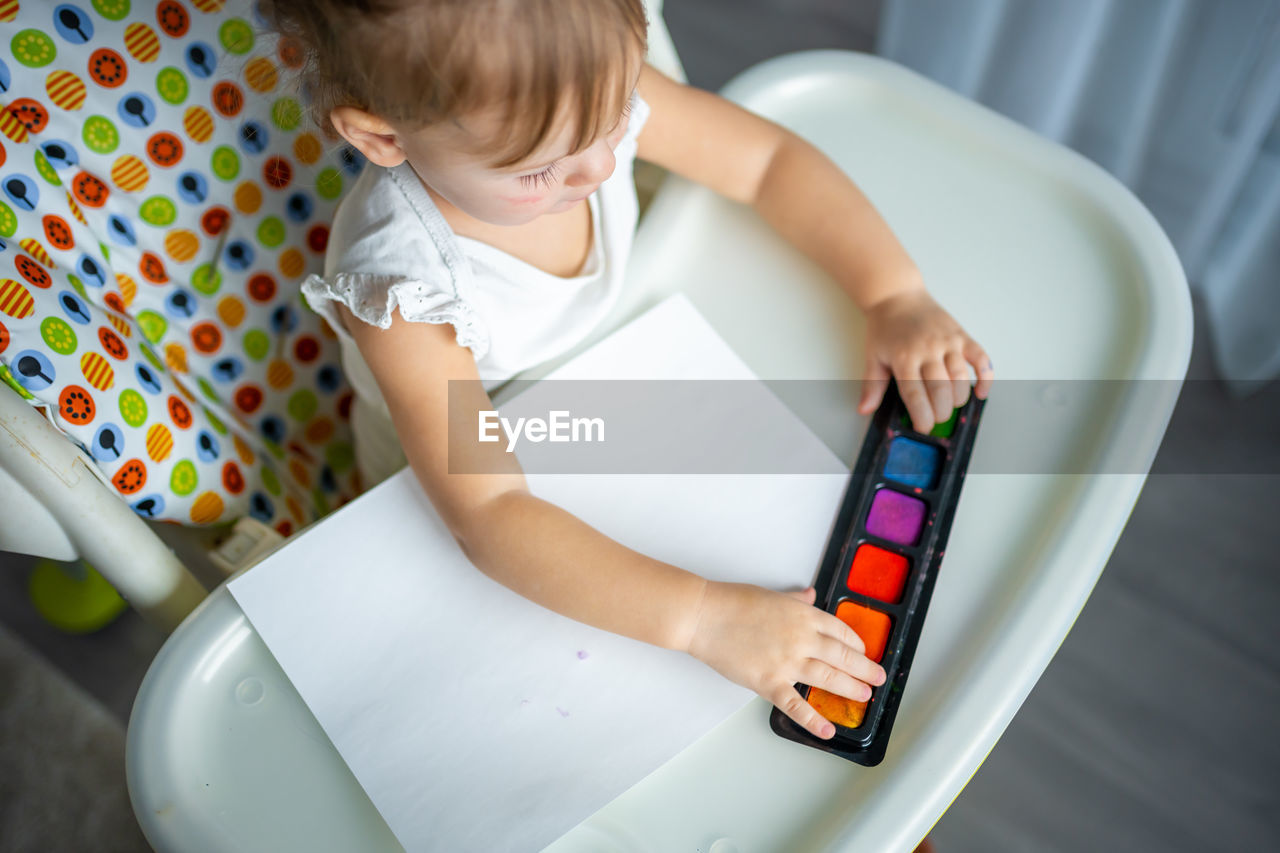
[1, 1, 366, 535]
[0, 0, 683, 541]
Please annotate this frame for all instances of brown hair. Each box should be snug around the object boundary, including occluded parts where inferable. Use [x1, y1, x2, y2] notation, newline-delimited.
[261, 0, 648, 167]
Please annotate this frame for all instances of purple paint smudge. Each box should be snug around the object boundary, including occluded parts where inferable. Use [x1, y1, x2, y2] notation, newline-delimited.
[556, 707, 570, 718]
[577, 650, 589, 660]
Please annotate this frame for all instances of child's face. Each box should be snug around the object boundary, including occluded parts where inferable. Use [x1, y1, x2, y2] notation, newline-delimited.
[333, 77, 638, 228]
[399, 94, 635, 226]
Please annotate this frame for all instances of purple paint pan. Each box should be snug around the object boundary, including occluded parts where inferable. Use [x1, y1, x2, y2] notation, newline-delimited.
[866, 489, 927, 545]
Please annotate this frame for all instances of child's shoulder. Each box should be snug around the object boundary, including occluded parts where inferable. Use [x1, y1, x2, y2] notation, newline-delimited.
[326, 163, 453, 281]
[330, 163, 420, 243]
[305, 162, 483, 344]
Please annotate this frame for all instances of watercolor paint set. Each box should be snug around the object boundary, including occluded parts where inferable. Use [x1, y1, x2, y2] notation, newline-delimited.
[771, 382, 985, 766]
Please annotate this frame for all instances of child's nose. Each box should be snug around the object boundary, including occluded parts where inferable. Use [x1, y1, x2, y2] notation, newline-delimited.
[566, 140, 616, 188]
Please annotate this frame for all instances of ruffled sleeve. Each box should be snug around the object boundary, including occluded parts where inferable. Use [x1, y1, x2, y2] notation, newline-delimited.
[302, 162, 491, 359]
[301, 272, 489, 359]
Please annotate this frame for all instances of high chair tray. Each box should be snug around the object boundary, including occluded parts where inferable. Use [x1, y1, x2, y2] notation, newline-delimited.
[127, 51, 1190, 852]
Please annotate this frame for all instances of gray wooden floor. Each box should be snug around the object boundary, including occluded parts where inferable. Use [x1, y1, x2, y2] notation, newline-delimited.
[1, 2, 1277, 851]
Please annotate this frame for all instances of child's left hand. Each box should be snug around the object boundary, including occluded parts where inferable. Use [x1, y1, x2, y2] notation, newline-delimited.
[634, 65, 993, 431]
[857, 286, 994, 432]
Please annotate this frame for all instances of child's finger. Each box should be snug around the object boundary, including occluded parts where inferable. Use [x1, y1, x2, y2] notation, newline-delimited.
[921, 361, 953, 429]
[772, 685, 837, 740]
[813, 609, 865, 655]
[895, 365, 935, 432]
[785, 586, 817, 605]
[858, 360, 891, 415]
[801, 660, 874, 703]
[810, 636, 884, 686]
[965, 339, 994, 399]
[945, 350, 971, 408]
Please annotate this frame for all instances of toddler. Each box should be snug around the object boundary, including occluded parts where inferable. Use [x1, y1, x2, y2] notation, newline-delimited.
[264, 0, 993, 743]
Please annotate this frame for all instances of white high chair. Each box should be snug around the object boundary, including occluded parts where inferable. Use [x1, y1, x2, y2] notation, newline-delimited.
[126, 46, 1191, 853]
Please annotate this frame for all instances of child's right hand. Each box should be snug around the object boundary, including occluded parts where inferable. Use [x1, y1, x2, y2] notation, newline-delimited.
[686, 581, 886, 739]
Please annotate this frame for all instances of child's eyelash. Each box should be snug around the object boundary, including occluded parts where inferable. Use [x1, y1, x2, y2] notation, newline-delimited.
[611, 97, 634, 133]
[519, 162, 561, 190]
[515, 98, 632, 190]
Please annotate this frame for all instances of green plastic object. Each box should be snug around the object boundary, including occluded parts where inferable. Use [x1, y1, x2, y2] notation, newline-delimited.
[900, 405, 959, 438]
[28, 559, 128, 634]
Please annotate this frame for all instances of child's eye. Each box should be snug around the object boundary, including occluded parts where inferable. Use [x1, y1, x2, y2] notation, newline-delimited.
[608, 97, 635, 136]
[519, 162, 561, 190]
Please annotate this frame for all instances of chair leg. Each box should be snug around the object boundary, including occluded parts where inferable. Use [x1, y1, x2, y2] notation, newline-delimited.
[1, 390, 207, 633]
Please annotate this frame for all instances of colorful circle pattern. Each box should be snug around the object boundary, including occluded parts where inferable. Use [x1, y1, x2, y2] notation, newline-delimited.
[0, 0, 362, 534]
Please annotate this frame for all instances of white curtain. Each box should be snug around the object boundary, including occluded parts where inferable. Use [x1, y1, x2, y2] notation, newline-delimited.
[878, 0, 1280, 393]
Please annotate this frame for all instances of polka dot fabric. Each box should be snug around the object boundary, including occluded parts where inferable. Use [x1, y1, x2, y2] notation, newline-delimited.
[0, 0, 361, 534]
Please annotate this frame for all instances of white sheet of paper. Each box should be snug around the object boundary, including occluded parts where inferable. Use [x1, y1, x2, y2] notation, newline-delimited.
[229, 295, 848, 851]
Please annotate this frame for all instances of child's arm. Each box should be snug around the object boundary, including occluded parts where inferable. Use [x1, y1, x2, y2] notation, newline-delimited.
[341, 307, 885, 740]
[635, 65, 995, 432]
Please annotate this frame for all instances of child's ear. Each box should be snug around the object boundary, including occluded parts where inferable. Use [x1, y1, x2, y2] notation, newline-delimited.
[329, 106, 406, 168]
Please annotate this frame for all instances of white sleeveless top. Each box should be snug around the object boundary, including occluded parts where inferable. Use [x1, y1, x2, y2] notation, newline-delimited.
[302, 96, 649, 483]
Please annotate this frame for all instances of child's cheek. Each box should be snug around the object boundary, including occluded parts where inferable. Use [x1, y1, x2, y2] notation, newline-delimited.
[498, 192, 547, 207]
